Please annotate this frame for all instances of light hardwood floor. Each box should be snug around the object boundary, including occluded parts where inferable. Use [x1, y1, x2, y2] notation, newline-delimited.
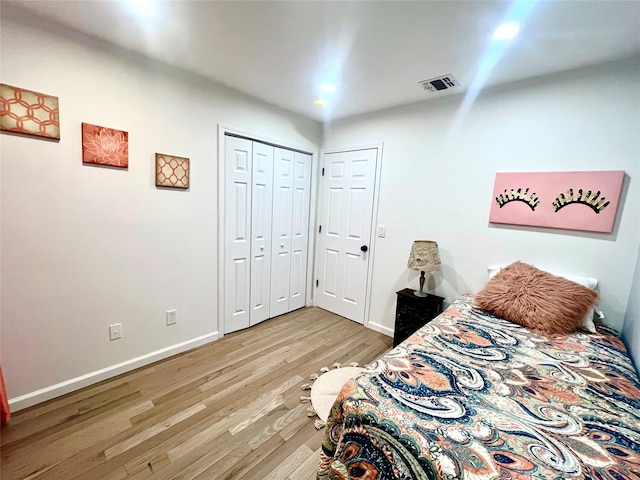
[1, 307, 392, 480]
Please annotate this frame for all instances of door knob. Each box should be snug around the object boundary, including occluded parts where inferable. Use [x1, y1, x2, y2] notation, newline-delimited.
[360, 245, 368, 252]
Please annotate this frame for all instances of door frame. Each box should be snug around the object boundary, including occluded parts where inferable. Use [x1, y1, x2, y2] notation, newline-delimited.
[217, 124, 319, 336]
[313, 142, 384, 329]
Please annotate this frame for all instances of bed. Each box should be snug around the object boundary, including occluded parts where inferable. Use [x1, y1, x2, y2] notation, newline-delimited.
[317, 293, 640, 479]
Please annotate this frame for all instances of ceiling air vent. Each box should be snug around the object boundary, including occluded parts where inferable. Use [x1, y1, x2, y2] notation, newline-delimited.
[418, 74, 459, 93]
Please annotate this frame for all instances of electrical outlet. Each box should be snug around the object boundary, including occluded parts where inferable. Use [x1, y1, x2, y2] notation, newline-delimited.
[166, 309, 177, 326]
[109, 323, 122, 341]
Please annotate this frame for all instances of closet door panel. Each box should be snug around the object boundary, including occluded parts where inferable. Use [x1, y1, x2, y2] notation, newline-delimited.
[224, 137, 252, 333]
[289, 152, 312, 310]
[270, 148, 295, 317]
[250, 143, 273, 326]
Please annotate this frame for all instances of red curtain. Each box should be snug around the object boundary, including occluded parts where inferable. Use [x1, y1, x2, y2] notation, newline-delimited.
[0, 365, 9, 426]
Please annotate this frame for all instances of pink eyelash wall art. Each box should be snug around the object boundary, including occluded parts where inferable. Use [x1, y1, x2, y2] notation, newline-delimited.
[489, 171, 625, 233]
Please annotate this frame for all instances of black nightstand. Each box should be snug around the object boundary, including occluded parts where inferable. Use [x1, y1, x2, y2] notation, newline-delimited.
[394, 288, 445, 347]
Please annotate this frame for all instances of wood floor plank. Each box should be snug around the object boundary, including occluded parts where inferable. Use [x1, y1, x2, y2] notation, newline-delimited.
[236, 418, 319, 480]
[1, 306, 392, 480]
[104, 403, 206, 459]
[262, 444, 314, 480]
[1, 383, 142, 447]
[287, 447, 323, 480]
[2, 400, 155, 480]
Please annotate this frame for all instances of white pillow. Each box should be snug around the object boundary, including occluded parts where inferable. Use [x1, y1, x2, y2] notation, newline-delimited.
[487, 265, 598, 333]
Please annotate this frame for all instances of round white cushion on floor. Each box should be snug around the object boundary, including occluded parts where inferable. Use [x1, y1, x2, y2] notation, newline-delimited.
[310, 366, 365, 422]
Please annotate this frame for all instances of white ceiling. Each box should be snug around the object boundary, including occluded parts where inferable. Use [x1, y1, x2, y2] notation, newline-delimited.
[6, 0, 640, 122]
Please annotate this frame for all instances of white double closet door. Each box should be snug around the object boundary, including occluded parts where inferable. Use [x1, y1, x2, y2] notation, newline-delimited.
[224, 135, 311, 334]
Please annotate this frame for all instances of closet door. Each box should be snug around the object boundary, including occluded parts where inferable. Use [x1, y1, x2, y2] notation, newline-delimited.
[224, 136, 252, 333]
[249, 143, 274, 325]
[289, 152, 312, 311]
[270, 148, 295, 317]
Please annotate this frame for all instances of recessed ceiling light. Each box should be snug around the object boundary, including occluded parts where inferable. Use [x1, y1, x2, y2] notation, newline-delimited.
[314, 99, 327, 107]
[128, 0, 152, 11]
[321, 84, 336, 93]
[493, 23, 519, 40]
[122, 0, 157, 17]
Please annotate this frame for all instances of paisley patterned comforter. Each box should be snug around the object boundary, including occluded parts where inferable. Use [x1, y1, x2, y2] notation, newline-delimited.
[318, 294, 640, 480]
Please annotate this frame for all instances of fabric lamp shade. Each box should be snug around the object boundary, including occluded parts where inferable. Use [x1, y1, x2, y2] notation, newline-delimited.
[407, 240, 441, 272]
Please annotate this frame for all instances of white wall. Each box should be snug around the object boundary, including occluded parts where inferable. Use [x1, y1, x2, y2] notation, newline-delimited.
[1, 12, 322, 408]
[324, 57, 640, 334]
[622, 244, 640, 374]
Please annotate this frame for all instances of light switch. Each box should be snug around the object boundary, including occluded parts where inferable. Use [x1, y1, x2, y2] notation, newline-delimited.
[377, 225, 386, 238]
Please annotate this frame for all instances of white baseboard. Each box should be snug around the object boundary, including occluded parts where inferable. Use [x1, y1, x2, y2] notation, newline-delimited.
[9, 331, 219, 412]
[367, 321, 393, 338]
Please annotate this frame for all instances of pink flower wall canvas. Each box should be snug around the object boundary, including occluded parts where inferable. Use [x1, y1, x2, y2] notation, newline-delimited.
[489, 170, 625, 233]
[156, 154, 190, 189]
[0, 83, 60, 140]
[82, 123, 128, 168]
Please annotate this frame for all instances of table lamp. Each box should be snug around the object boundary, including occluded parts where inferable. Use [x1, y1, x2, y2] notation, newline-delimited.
[407, 240, 441, 297]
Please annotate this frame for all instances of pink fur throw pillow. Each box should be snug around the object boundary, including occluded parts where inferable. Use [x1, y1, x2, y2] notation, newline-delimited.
[475, 261, 599, 335]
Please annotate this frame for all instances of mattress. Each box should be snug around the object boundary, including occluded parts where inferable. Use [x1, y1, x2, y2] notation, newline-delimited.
[318, 294, 640, 479]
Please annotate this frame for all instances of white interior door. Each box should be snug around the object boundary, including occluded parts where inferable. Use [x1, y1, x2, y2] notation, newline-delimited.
[249, 142, 273, 325]
[289, 152, 312, 311]
[270, 148, 295, 317]
[224, 136, 252, 333]
[316, 148, 378, 324]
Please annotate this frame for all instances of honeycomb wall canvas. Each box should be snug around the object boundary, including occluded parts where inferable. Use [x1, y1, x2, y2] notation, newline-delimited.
[156, 153, 190, 189]
[0, 84, 60, 140]
[82, 122, 129, 168]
